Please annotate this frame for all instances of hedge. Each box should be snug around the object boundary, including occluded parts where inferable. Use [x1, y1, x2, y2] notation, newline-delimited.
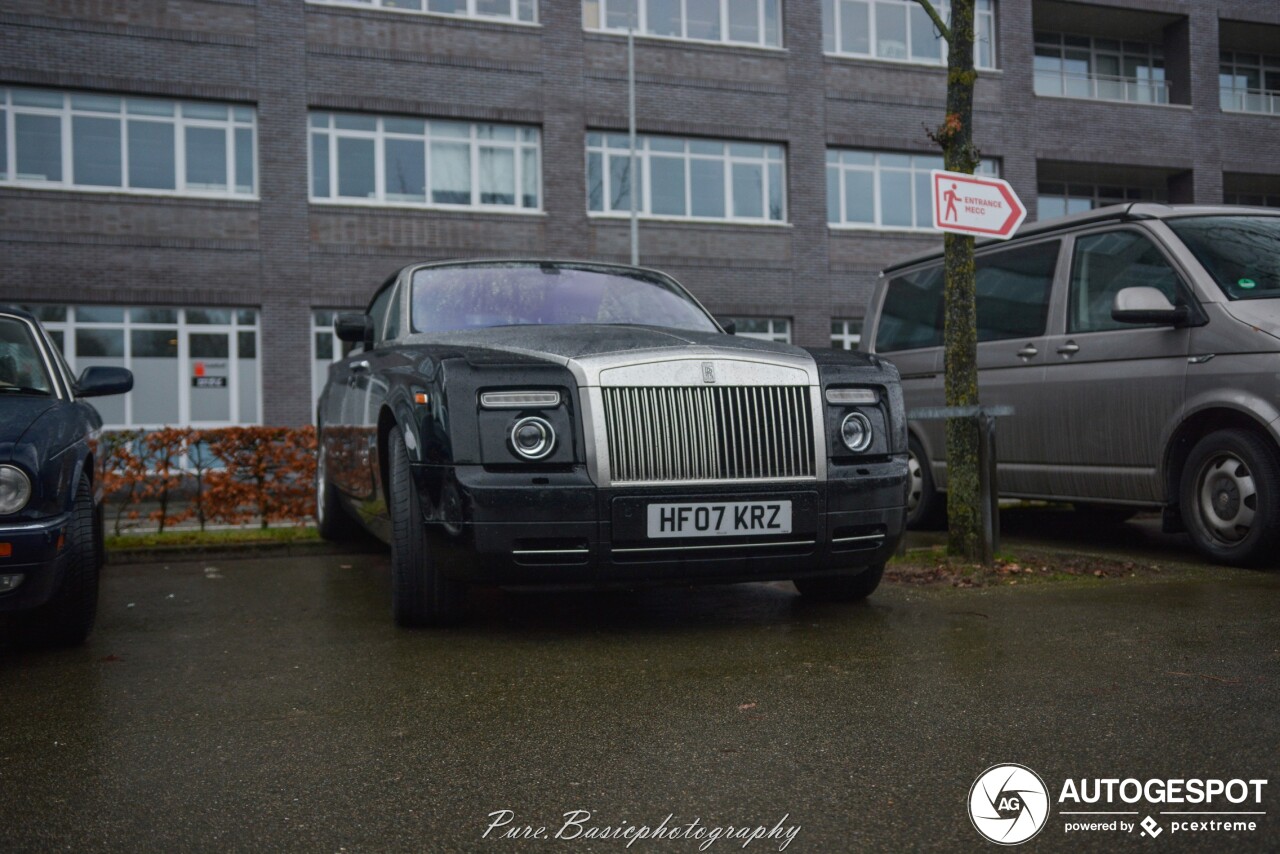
[94, 427, 317, 534]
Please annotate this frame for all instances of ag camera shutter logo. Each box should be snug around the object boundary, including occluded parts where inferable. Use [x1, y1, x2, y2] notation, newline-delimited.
[969, 764, 1050, 845]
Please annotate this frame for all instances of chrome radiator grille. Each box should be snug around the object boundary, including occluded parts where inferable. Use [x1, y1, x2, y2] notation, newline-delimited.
[602, 386, 815, 484]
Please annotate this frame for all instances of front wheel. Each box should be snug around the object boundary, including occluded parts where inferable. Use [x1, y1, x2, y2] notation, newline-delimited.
[1179, 429, 1280, 567]
[794, 564, 884, 602]
[906, 436, 945, 530]
[24, 475, 100, 647]
[388, 427, 466, 626]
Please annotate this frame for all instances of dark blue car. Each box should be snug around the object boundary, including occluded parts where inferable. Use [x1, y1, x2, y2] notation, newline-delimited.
[0, 307, 132, 646]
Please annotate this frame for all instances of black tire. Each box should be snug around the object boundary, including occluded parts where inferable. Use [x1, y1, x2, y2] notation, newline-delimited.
[1071, 503, 1139, 526]
[388, 427, 466, 626]
[315, 440, 361, 543]
[25, 475, 99, 647]
[906, 436, 945, 530]
[1179, 429, 1280, 567]
[794, 563, 884, 602]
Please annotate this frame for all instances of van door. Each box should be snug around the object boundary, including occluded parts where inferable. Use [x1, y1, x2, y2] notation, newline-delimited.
[970, 239, 1060, 495]
[1040, 227, 1192, 503]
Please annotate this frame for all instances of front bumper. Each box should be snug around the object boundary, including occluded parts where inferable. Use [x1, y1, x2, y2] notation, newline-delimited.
[0, 512, 74, 612]
[413, 460, 907, 588]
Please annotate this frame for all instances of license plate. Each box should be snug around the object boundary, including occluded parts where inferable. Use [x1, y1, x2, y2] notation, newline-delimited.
[646, 501, 792, 539]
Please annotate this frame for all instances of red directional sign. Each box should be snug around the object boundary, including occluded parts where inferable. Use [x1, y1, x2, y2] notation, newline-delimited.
[931, 170, 1027, 239]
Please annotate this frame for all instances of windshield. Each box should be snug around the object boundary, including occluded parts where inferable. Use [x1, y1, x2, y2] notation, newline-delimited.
[1166, 216, 1280, 301]
[410, 264, 721, 334]
[0, 317, 54, 396]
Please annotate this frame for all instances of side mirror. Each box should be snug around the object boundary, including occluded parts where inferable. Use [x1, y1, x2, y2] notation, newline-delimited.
[718, 318, 737, 335]
[77, 366, 133, 398]
[1111, 287, 1189, 326]
[336, 313, 374, 346]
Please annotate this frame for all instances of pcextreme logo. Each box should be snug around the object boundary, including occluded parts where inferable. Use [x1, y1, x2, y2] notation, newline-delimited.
[968, 764, 1051, 845]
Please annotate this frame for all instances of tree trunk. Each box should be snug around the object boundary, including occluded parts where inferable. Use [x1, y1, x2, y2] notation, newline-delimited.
[934, 0, 984, 562]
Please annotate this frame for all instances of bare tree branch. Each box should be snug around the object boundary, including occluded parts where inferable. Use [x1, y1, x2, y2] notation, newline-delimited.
[911, 0, 952, 43]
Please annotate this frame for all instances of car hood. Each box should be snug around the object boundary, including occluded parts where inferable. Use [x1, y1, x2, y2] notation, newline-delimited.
[0, 397, 58, 447]
[405, 324, 808, 364]
[1221, 299, 1280, 342]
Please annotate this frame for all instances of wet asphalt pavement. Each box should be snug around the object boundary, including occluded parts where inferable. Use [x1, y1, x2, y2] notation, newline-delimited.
[1, 515, 1278, 853]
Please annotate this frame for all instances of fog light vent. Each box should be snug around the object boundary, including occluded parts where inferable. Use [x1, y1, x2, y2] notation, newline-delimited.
[0, 574, 25, 593]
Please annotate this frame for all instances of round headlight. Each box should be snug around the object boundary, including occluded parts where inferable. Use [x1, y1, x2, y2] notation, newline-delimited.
[0, 465, 32, 515]
[840, 412, 873, 453]
[509, 416, 556, 460]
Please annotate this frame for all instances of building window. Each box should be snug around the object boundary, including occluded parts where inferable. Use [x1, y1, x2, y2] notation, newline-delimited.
[22, 306, 260, 428]
[1224, 192, 1280, 209]
[587, 133, 785, 223]
[1219, 50, 1280, 115]
[306, 0, 536, 24]
[1036, 183, 1163, 220]
[728, 317, 791, 342]
[0, 89, 256, 197]
[309, 113, 541, 211]
[583, 0, 781, 48]
[822, 0, 996, 69]
[1033, 33, 1167, 104]
[311, 309, 357, 420]
[826, 150, 998, 231]
[831, 318, 862, 350]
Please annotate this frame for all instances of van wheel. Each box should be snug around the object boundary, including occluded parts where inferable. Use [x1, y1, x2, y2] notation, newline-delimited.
[1180, 429, 1280, 567]
[906, 437, 945, 530]
[794, 564, 884, 602]
[388, 426, 466, 626]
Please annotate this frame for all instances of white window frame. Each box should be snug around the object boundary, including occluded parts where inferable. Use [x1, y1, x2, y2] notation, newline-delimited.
[728, 317, 791, 343]
[583, 0, 783, 50]
[309, 113, 542, 213]
[826, 149, 998, 232]
[311, 309, 352, 422]
[823, 0, 996, 69]
[24, 305, 263, 429]
[587, 132, 786, 225]
[1033, 33, 1168, 104]
[0, 88, 257, 199]
[830, 318, 862, 350]
[305, 0, 538, 25]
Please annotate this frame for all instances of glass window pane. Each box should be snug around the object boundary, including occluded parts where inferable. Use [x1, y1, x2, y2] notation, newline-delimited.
[186, 126, 228, 190]
[840, 0, 870, 54]
[431, 142, 470, 204]
[384, 118, 425, 135]
[76, 306, 124, 323]
[334, 114, 377, 132]
[823, 0, 835, 52]
[234, 127, 254, 194]
[237, 330, 257, 358]
[182, 102, 228, 121]
[975, 242, 1059, 342]
[876, 1, 907, 59]
[844, 169, 875, 223]
[128, 121, 176, 190]
[608, 153, 637, 211]
[518, 0, 535, 21]
[522, 148, 538, 208]
[186, 309, 232, 325]
[880, 169, 913, 226]
[914, 171, 932, 228]
[311, 134, 330, 197]
[687, 0, 720, 40]
[606, 0, 636, 28]
[71, 94, 120, 113]
[336, 137, 376, 199]
[15, 114, 62, 182]
[479, 147, 515, 205]
[429, 0, 463, 12]
[71, 115, 122, 187]
[12, 89, 63, 108]
[649, 0, 680, 36]
[128, 99, 174, 117]
[909, 3, 941, 62]
[731, 162, 763, 218]
[763, 0, 780, 46]
[641, 154, 680, 215]
[689, 140, 723, 156]
[728, 0, 759, 44]
[730, 143, 765, 159]
[235, 309, 257, 326]
[477, 124, 517, 141]
[768, 162, 783, 220]
[131, 329, 178, 357]
[826, 166, 840, 222]
[691, 158, 725, 218]
[130, 308, 177, 324]
[432, 120, 470, 139]
[587, 151, 604, 211]
[315, 332, 333, 361]
[385, 137, 426, 202]
[76, 328, 124, 357]
[475, 0, 510, 16]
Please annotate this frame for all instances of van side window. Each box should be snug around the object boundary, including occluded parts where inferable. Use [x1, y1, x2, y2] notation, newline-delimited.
[1069, 231, 1184, 333]
[975, 240, 1059, 342]
[875, 266, 944, 352]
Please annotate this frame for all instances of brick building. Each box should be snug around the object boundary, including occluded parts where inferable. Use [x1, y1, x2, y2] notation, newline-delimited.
[2, 0, 1278, 427]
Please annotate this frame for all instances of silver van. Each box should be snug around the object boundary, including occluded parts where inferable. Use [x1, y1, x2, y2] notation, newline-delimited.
[864, 204, 1280, 566]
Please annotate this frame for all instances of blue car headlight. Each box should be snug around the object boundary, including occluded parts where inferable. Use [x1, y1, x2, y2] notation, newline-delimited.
[0, 465, 32, 515]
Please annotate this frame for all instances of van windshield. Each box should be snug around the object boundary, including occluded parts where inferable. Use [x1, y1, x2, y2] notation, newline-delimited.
[1166, 216, 1280, 301]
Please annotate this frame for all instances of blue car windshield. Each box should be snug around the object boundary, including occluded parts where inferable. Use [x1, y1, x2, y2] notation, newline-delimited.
[1166, 216, 1280, 301]
[0, 317, 54, 396]
[410, 264, 720, 334]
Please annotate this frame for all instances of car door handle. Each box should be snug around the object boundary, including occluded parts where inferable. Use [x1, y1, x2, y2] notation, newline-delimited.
[1056, 342, 1080, 356]
[1017, 344, 1038, 359]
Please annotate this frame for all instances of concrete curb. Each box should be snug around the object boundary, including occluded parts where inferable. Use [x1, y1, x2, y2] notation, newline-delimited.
[107, 540, 379, 565]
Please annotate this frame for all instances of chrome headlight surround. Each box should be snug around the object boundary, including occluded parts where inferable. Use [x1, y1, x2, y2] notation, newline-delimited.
[509, 416, 556, 460]
[839, 412, 874, 453]
[0, 465, 32, 515]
